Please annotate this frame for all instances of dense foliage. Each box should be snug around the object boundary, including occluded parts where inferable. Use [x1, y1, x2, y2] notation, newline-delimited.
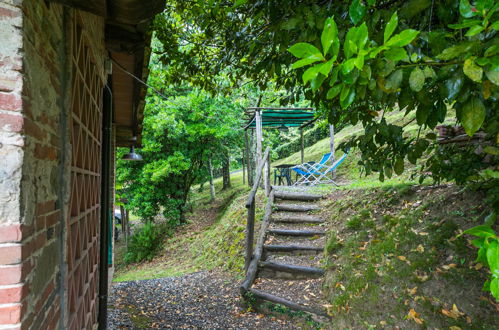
[153, 0, 497, 184]
[117, 86, 243, 223]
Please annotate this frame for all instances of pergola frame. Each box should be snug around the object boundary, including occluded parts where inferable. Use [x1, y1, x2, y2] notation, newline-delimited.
[243, 107, 335, 187]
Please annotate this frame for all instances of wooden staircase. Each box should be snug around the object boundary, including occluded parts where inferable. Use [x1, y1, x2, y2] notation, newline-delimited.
[241, 189, 329, 318]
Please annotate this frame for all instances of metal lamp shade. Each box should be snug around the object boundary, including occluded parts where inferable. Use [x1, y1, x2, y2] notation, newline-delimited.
[122, 146, 143, 161]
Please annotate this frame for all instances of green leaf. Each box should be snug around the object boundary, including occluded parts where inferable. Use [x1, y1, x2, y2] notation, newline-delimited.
[385, 69, 403, 91]
[340, 84, 350, 103]
[342, 58, 356, 75]
[423, 66, 437, 80]
[344, 28, 357, 59]
[384, 47, 408, 62]
[409, 67, 425, 92]
[461, 96, 486, 136]
[302, 65, 322, 84]
[356, 23, 369, 50]
[485, 66, 499, 86]
[340, 86, 356, 109]
[291, 54, 323, 69]
[318, 58, 335, 76]
[329, 66, 340, 86]
[394, 157, 404, 175]
[349, 0, 366, 25]
[485, 45, 499, 57]
[385, 29, 419, 47]
[384, 11, 398, 44]
[465, 25, 485, 36]
[354, 54, 365, 70]
[288, 43, 324, 59]
[448, 19, 483, 29]
[492, 20, 499, 30]
[490, 278, 499, 301]
[311, 74, 327, 91]
[437, 41, 477, 60]
[486, 240, 499, 272]
[463, 58, 483, 82]
[459, 0, 475, 18]
[416, 104, 430, 125]
[327, 85, 342, 99]
[321, 17, 339, 56]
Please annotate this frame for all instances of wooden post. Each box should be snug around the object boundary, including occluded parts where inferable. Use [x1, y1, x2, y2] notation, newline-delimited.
[244, 130, 252, 187]
[208, 156, 215, 202]
[242, 149, 246, 185]
[265, 155, 271, 196]
[245, 202, 255, 271]
[329, 124, 335, 177]
[119, 205, 125, 236]
[255, 110, 263, 189]
[300, 129, 304, 164]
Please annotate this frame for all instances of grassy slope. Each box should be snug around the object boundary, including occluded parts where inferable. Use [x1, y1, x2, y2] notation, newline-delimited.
[320, 185, 497, 328]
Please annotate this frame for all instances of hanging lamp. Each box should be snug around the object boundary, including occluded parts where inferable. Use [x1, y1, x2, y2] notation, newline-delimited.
[122, 137, 143, 161]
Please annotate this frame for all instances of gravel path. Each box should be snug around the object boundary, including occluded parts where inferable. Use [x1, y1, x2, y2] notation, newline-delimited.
[107, 271, 299, 329]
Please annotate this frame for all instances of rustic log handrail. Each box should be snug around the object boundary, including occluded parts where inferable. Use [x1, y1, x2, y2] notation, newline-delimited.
[246, 147, 271, 208]
[244, 146, 271, 272]
[241, 190, 274, 292]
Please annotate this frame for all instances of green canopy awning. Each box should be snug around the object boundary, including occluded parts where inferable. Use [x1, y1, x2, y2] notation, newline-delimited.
[244, 108, 315, 129]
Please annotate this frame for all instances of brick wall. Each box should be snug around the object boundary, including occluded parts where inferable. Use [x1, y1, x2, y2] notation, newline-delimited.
[0, 1, 107, 329]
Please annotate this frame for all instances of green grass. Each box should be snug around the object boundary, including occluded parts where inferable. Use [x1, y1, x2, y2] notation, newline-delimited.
[321, 185, 496, 328]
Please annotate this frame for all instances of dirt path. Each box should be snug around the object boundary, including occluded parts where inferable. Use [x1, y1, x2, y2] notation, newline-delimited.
[107, 271, 298, 329]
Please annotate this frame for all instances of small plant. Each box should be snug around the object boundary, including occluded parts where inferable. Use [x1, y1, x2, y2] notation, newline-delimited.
[346, 216, 362, 230]
[124, 222, 170, 264]
[459, 212, 499, 301]
[325, 232, 342, 254]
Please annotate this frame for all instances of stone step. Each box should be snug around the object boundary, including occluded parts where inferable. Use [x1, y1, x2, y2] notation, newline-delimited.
[274, 191, 323, 202]
[274, 204, 320, 213]
[258, 261, 324, 279]
[248, 288, 329, 318]
[263, 244, 324, 256]
[265, 234, 326, 248]
[267, 229, 325, 237]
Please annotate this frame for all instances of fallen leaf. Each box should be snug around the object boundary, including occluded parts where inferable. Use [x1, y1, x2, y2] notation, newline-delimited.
[442, 263, 457, 270]
[474, 263, 483, 270]
[406, 308, 424, 324]
[419, 232, 429, 236]
[466, 316, 472, 324]
[407, 287, 418, 295]
[398, 256, 407, 261]
[449, 327, 462, 330]
[416, 244, 425, 253]
[441, 304, 465, 319]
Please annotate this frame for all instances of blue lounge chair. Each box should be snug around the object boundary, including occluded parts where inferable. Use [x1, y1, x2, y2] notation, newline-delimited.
[291, 151, 348, 186]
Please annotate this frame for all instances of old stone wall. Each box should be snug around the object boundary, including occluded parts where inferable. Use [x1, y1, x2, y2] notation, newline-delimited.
[0, 1, 107, 329]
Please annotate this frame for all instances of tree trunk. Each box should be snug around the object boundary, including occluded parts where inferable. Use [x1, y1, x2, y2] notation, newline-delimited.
[222, 150, 231, 190]
[208, 157, 215, 202]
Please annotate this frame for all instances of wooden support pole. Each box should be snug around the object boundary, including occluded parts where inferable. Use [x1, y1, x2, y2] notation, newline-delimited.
[245, 202, 255, 271]
[242, 149, 246, 185]
[265, 156, 271, 197]
[244, 130, 252, 187]
[329, 124, 335, 177]
[300, 129, 304, 164]
[255, 110, 263, 188]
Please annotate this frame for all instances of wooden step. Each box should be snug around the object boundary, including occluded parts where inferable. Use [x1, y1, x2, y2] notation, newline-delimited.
[274, 204, 320, 212]
[274, 191, 323, 202]
[264, 244, 324, 255]
[248, 288, 329, 318]
[267, 229, 325, 237]
[271, 215, 324, 224]
[258, 261, 324, 279]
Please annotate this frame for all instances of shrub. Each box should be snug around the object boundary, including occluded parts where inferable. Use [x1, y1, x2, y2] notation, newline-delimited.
[124, 222, 170, 264]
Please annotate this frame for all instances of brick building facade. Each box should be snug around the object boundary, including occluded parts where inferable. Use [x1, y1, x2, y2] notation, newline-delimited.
[0, 0, 162, 328]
